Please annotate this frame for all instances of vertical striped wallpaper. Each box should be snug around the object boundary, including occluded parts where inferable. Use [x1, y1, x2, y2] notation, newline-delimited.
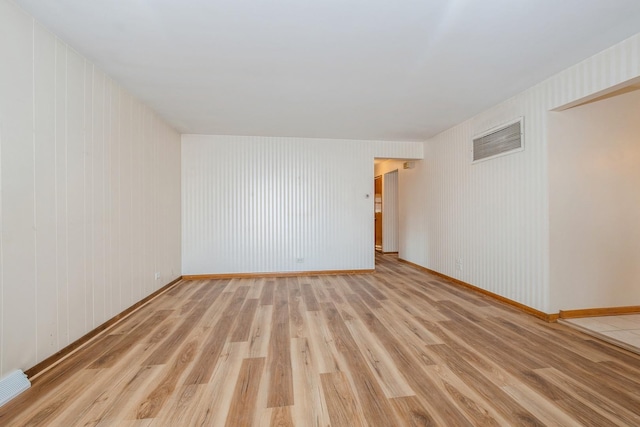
[402, 32, 640, 313]
[181, 135, 422, 275]
[0, 0, 181, 378]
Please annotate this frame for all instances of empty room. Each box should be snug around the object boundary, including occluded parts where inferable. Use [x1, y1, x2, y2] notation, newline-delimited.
[2, 0, 640, 425]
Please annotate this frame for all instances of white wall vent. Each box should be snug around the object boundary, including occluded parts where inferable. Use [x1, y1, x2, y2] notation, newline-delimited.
[0, 370, 31, 407]
[472, 118, 524, 163]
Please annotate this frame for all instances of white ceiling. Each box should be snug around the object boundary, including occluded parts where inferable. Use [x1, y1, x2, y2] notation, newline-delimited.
[15, 0, 640, 141]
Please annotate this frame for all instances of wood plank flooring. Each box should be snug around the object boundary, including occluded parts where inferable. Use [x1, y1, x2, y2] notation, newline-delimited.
[2, 254, 640, 426]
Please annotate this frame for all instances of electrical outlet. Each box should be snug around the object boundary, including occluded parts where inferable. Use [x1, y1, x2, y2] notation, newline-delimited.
[455, 258, 463, 271]
[296, 257, 304, 263]
[155, 272, 161, 280]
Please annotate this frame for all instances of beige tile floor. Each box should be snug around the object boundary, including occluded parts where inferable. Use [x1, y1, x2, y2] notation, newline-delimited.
[561, 314, 640, 355]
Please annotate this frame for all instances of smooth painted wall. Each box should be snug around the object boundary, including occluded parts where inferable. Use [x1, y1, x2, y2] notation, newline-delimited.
[182, 135, 422, 275]
[549, 88, 640, 310]
[399, 32, 640, 313]
[0, 0, 181, 377]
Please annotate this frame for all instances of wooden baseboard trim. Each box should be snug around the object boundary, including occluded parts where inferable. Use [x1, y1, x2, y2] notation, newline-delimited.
[182, 269, 375, 280]
[25, 276, 184, 379]
[397, 258, 559, 323]
[559, 306, 640, 319]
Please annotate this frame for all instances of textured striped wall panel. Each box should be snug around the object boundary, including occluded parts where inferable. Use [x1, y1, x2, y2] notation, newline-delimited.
[402, 33, 640, 313]
[0, 0, 181, 378]
[182, 135, 422, 275]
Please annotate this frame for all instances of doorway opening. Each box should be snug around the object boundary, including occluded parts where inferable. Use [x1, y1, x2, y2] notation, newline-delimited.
[374, 175, 382, 252]
[548, 77, 640, 313]
[373, 159, 402, 257]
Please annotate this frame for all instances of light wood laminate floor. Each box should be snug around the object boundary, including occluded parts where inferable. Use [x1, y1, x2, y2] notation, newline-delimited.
[2, 254, 640, 426]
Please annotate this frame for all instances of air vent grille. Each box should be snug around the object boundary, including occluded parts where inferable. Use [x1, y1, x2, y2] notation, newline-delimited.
[0, 370, 30, 407]
[473, 119, 523, 162]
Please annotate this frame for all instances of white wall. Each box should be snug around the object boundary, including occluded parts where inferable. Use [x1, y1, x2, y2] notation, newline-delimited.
[0, 0, 181, 377]
[549, 88, 640, 310]
[182, 135, 422, 275]
[399, 32, 640, 313]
